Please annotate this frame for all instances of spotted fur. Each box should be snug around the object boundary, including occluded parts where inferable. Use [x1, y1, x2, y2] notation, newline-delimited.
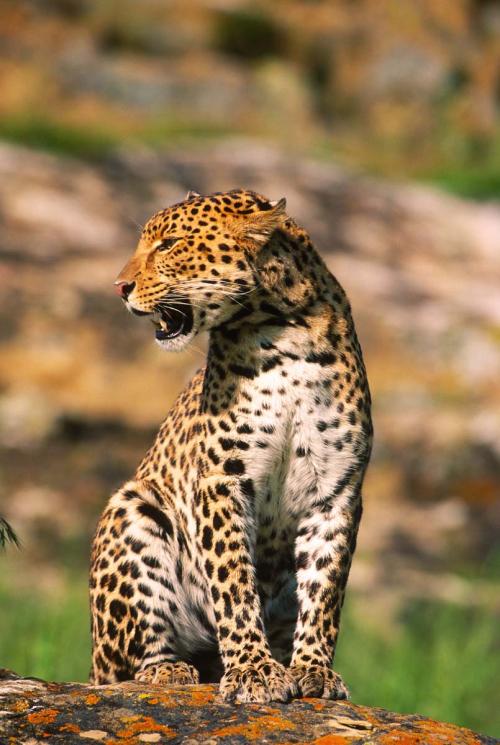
[90, 189, 372, 703]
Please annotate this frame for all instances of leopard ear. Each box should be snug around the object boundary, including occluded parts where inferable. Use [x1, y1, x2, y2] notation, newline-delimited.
[269, 198, 286, 210]
[186, 190, 201, 199]
[240, 197, 287, 246]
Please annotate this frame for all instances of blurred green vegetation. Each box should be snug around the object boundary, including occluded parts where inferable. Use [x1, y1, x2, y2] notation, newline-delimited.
[0, 116, 118, 160]
[424, 165, 500, 200]
[337, 600, 500, 738]
[0, 114, 236, 160]
[0, 578, 498, 738]
[418, 134, 500, 200]
[0, 577, 91, 683]
[1, 112, 499, 200]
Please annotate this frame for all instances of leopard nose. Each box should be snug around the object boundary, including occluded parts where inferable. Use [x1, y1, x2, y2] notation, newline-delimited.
[114, 280, 135, 299]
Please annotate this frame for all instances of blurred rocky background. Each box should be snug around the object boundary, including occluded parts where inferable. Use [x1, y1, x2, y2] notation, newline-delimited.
[0, 0, 499, 737]
[2, 0, 500, 192]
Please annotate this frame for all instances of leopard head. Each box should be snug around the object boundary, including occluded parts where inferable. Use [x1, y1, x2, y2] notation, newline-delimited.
[115, 189, 317, 350]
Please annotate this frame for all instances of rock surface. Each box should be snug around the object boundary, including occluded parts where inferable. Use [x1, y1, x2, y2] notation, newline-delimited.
[0, 669, 497, 745]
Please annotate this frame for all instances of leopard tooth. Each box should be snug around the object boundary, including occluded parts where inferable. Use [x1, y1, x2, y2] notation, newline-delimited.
[150, 310, 164, 330]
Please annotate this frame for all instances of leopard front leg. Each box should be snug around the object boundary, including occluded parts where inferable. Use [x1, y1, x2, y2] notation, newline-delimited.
[198, 476, 298, 704]
[90, 482, 207, 685]
[289, 485, 363, 700]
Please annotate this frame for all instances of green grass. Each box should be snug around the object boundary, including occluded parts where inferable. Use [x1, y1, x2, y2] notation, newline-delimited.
[336, 599, 500, 738]
[1, 114, 500, 201]
[423, 165, 500, 200]
[0, 114, 236, 161]
[0, 116, 118, 160]
[0, 581, 498, 737]
[0, 578, 91, 682]
[421, 133, 500, 200]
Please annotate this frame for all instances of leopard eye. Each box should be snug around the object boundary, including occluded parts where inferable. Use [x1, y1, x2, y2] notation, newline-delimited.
[156, 237, 179, 252]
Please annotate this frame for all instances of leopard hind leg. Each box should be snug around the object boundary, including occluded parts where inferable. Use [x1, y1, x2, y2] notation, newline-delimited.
[90, 480, 216, 684]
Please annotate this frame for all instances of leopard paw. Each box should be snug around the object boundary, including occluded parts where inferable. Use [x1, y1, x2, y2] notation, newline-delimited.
[136, 660, 200, 685]
[289, 664, 349, 700]
[220, 658, 298, 704]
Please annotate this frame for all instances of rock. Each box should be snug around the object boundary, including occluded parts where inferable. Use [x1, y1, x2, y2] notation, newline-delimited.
[0, 670, 496, 744]
[0, 388, 60, 449]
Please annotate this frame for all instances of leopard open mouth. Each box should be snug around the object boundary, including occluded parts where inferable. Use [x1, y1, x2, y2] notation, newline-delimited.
[149, 297, 194, 341]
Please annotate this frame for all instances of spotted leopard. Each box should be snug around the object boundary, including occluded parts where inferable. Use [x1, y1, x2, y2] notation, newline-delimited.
[89, 188, 372, 703]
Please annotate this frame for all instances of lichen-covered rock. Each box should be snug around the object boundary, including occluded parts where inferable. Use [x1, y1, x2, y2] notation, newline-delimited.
[0, 669, 497, 744]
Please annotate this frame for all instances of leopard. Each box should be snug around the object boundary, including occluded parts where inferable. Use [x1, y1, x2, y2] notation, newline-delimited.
[89, 188, 372, 704]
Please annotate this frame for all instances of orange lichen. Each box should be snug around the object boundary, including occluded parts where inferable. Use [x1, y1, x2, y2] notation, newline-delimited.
[116, 715, 176, 740]
[418, 718, 484, 745]
[212, 713, 297, 740]
[303, 698, 327, 711]
[378, 733, 435, 744]
[189, 688, 217, 706]
[142, 686, 217, 709]
[27, 708, 59, 725]
[378, 721, 483, 745]
[85, 693, 101, 706]
[59, 723, 80, 733]
[11, 699, 29, 712]
[312, 736, 351, 745]
[146, 693, 177, 708]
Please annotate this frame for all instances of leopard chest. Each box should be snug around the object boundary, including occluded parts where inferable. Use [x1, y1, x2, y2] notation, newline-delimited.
[236, 357, 361, 539]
